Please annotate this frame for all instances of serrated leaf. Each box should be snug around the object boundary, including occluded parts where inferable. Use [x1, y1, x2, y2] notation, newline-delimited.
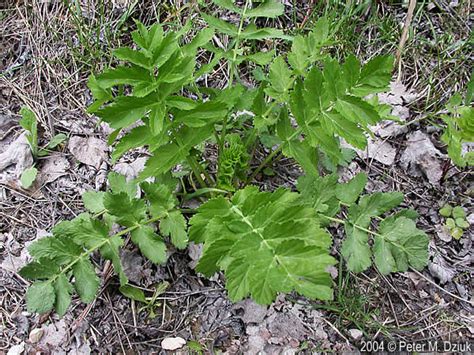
[245, 0, 284, 18]
[100, 235, 128, 285]
[95, 65, 152, 89]
[113, 47, 151, 69]
[160, 210, 188, 249]
[27, 236, 81, 265]
[141, 182, 176, 217]
[353, 55, 393, 96]
[149, 105, 166, 135]
[73, 258, 100, 303]
[112, 125, 158, 163]
[374, 217, 429, 274]
[82, 191, 106, 213]
[335, 95, 380, 126]
[201, 13, 239, 36]
[297, 174, 340, 221]
[335, 173, 367, 205]
[139, 125, 213, 180]
[241, 24, 291, 40]
[20, 167, 37, 188]
[131, 225, 167, 264]
[108, 172, 137, 198]
[87, 75, 113, 113]
[20, 260, 60, 280]
[95, 94, 158, 129]
[265, 56, 293, 101]
[26, 281, 55, 314]
[104, 192, 147, 227]
[54, 274, 73, 317]
[173, 101, 228, 127]
[189, 197, 232, 243]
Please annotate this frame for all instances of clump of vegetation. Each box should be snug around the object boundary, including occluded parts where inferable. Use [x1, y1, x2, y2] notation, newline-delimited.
[439, 204, 470, 240]
[21, 0, 431, 316]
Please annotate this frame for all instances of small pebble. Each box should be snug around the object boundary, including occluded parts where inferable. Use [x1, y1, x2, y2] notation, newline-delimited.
[29, 328, 44, 343]
[348, 329, 363, 340]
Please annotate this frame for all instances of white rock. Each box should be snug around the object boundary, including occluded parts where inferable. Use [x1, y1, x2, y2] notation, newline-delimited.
[348, 328, 363, 340]
[29, 328, 44, 343]
[161, 336, 186, 351]
[7, 342, 25, 355]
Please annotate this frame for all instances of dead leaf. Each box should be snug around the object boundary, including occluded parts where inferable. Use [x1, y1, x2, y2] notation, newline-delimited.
[29, 328, 44, 343]
[161, 337, 186, 350]
[113, 157, 147, 180]
[68, 136, 108, 169]
[343, 138, 397, 166]
[436, 224, 452, 242]
[37, 154, 70, 185]
[234, 299, 268, 324]
[0, 132, 34, 184]
[373, 81, 418, 138]
[428, 255, 456, 284]
[38, 319, 68, 347]
[400, 130, 444, 184]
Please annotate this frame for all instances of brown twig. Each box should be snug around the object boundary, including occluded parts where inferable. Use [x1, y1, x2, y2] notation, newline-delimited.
[395, 0, 417, 79]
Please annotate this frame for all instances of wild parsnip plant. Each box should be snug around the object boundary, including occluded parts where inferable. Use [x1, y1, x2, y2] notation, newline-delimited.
[21, 0, 429, 315]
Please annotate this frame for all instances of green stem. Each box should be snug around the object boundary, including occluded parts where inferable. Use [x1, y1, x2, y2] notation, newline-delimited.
[186, 155, 209, 188]
[220, 0, 251, 154]
[245, 126, 303, 185]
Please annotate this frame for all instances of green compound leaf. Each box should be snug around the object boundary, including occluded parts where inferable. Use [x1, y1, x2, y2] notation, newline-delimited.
[189, 187, 336, 304]
[107, 172, 137, 198]
[139, 125, 213, 180]
[342, 192, 404, 273]
[26, 281, 56, 314]
[142, 182, 176, 217]
[20, 260, 60, 280]
[202, 13, 239, 36]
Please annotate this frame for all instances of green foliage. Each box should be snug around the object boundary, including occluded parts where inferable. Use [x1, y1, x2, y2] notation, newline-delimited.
[18, 107, 67, 188]
[297, 173, 429, 274]
[217, 134, 249, 191]
[19, 107, 38, 157]
[441, 94, 474, 167]
[189, 186, 336, 304]
[20, 173, 187, 315]
[439, 204, 470, 240]
[20, 166, 38, 188]
[22, 12, 431, 315]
